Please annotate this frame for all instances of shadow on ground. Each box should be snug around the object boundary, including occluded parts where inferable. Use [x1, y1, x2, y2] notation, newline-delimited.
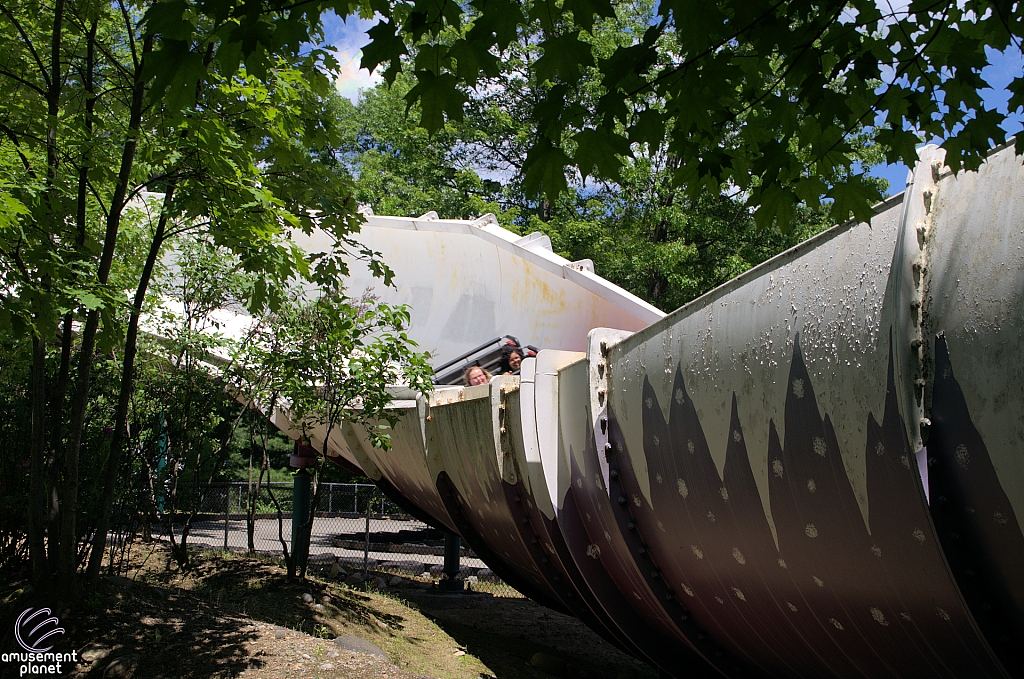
[403, 591, 657, 679]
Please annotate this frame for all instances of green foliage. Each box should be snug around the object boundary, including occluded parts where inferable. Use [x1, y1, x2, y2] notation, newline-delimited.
[334, 74, 508, 221]
[538, 189, 841, 313]
[0, 0, 423, 586]
[243, 291, 433, 451]
[354, 0, 1024, 227]
[341, 15, 889, 312]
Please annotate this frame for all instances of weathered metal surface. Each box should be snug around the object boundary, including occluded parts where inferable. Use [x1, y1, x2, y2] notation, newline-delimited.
[342, 401, 459, 534]
[292, 213, 663, 369]
[566, 333, 750, 677]
[333, 144, 1024, 678]
[426, 378, 567, 610]
[917, 143, 1024, 674]
[510, 355, 669, 666]
[589, 144, 1020, 678]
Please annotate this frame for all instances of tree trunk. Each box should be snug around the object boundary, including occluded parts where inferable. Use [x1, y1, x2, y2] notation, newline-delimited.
[30, 0, 67, 588]
[46, 315, 72, 576]
[47, 17, 98, 576]
[57, 34, 152, 602]
[85, 184, 173, 586]
[28, 335, 48, 582]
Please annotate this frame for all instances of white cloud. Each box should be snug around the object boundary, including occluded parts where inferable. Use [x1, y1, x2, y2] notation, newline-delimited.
[334, 50, 382, 103]
[322, 12, 382, 103]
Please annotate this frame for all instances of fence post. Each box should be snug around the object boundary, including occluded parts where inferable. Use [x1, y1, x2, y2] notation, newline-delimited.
[223, 485, 230, 551]
[362, 487, 372, 580]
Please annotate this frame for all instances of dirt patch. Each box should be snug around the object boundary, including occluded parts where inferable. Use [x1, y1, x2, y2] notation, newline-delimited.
[1, 545, 656, 679]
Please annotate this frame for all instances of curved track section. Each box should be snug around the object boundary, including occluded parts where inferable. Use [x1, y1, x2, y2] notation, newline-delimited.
[338, 144, 1024, 678]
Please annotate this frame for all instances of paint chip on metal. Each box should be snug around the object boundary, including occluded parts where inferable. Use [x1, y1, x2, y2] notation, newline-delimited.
[870, 608, 889, 626]
[677, 479, 688, 498]
[955, 444, 970, 468]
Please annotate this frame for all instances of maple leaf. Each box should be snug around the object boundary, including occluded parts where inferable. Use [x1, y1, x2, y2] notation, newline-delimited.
[405, 71, 467, 134]
[522, 139, 571, 199]
[573, 129, 631, 182]
[561, 0, 615, 32]
[535, 32, 594, 84]
[361, 20, 408, 82]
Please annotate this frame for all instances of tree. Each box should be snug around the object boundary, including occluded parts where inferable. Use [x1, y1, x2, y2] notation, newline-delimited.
[0, 0, 397, 600]
[357, 0, 1024, 229]
[238, 290, 433, 577]
[137, 235, 256, 570]
[334, 74, 508, 219]
[338, 12, 888, 312]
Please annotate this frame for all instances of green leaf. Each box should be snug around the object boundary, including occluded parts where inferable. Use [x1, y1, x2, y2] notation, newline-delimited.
[522, 138, 571, 199]
[405, 71, 467, 134]
[146, 44, 207, 110]
[143, 0, 191, 41]
[1008, 76, 1024, 113]
[572, 129, 630, 182]
[751, 183, 796, 231]
[413, 44, 454, 75]
[468, 0, 525, 51]
[561, 0, 615, 32]
[361, 20, 408, 82]
[535, 32, 594, 84]
[826, 176, 883, 225]
[447, 40, 500, 86]
[628, 109, 665, 148]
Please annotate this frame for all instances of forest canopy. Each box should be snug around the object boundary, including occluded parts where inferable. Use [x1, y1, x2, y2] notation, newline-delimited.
[120, 0, 1024, 230]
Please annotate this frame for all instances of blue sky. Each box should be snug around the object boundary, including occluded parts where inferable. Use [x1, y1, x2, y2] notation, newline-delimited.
[322, 12, 1023, 197]
[869, 45, 1024, 194]
[322, 12, 380, 102]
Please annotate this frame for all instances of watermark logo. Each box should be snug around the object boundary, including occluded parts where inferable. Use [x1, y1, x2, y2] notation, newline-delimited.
[3, 608, 77, 676]
[15, 608, 64, 653]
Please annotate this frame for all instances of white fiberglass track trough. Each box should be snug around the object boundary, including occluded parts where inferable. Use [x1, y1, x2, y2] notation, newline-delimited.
[323, 145, 1024, 679]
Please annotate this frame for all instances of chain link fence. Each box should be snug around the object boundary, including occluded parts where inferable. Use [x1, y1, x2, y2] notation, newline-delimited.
[161, 481, 521, 597]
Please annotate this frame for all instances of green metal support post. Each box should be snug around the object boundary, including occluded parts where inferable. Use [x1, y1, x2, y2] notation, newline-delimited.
[291, 468, 311, 574]
[439, 531, 464, 592]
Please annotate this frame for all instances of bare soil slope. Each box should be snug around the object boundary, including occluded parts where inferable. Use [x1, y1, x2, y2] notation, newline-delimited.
[1, 546, 657, 679]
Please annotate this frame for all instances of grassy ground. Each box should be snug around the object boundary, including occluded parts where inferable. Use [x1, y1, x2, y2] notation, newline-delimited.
[0, 544, 657, 679]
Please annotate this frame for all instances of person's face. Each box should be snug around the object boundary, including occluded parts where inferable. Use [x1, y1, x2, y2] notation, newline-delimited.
[469, 367, 488, 386]
[509, 352, 522, 371]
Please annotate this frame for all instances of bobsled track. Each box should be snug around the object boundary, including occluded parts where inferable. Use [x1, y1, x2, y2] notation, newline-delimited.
[295, 143, 1024, 678]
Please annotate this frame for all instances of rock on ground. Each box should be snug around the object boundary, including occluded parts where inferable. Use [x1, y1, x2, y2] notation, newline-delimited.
[333, 635, 388, 660]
